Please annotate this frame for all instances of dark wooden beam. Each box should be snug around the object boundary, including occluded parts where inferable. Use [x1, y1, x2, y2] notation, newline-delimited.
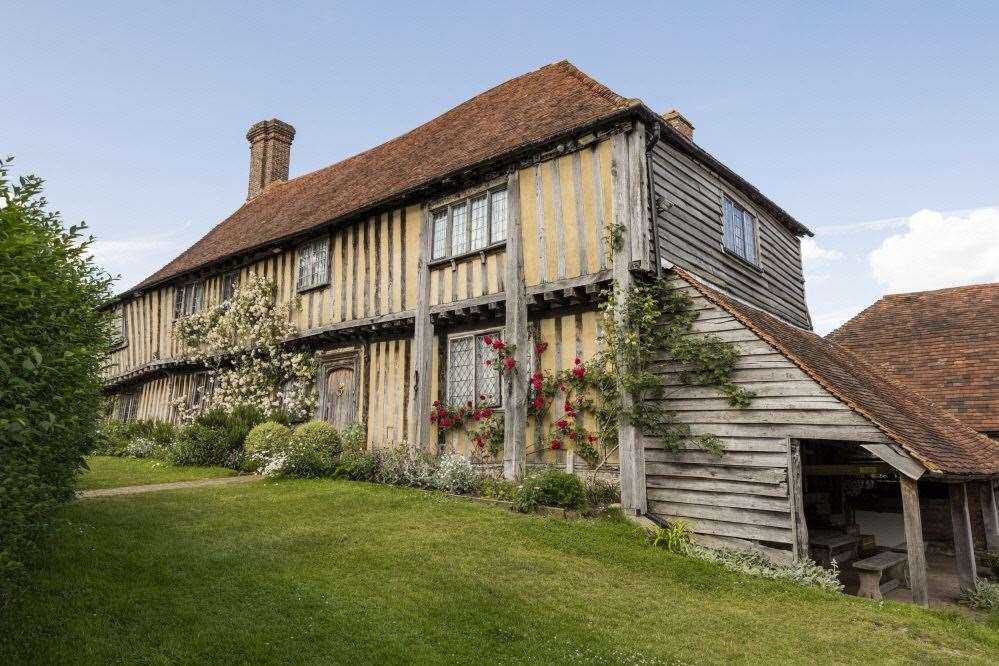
[900, 475, 929, 607]
[980, 481, 999, 553]
[949, 482, 977, 593]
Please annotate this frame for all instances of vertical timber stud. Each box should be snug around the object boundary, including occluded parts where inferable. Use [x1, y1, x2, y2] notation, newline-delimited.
[979, 480, 999, 553]
[949, 482, 978, 593]
[611, 129, 646, 514]
[899, 475, 929, 607]
[786, 439, 809, 559]
[410, 203, 434, 451]
[626, 123, 652, 273]
[502, 169, 527, 480]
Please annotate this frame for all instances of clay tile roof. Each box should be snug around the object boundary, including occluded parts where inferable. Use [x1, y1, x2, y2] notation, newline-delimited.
[674, 267, 999, 477]
[828, 283, 999, 435]
[134, 61, 638, 290]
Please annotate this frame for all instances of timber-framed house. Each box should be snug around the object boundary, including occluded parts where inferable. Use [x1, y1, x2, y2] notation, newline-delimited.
[103, 61, 999, 600]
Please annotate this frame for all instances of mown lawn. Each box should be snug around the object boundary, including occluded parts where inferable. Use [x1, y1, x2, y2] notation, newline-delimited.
[3, 480, 996, 664]
[76, 455, 236, 490]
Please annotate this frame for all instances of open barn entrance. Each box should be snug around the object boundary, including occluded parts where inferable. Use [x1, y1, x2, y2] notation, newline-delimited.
[797, 439, 976, 606]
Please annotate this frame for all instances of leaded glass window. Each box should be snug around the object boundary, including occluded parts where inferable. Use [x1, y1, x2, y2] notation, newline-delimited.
[221, 271, 240, 302]
[174, 282, 204, 318]
[446, 330, 503, 408]
[723, 196, 759, 265]
[430, 187, 508, 260]
[297, 236, 330, 291]
[489, 190, 507, 243]
[450, 202, 468, 256]
[431, 210, 448, 260]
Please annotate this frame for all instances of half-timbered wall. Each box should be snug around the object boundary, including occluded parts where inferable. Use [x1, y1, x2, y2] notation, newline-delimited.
[645, 278, 886, 550]
[651, 142, 811, 329]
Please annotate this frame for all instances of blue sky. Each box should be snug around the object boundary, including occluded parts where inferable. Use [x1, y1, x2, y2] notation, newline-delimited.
[7, 1, 998, 333]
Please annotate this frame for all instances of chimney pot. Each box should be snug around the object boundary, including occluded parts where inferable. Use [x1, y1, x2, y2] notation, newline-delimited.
[246, 119, 295, 199]
[663, 109, 694, 142]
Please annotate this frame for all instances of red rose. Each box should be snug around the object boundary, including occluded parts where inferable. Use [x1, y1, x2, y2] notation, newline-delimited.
[479, 394, 486, 401]
[535, 341, 548, 355]
[430, 414, 437, 422]
[532, 396, 545, 409]
[503, 357, 516, 370]
[568, 431, 577, 440]
[492, 339, 505, 350]
[587, 433, 597, 443]
[564, 399, 573, 411]
[432, 400, 440, 407]
[572, 366, 585, 379]
[557, 418, 569, 430]
[485, 359, 492, 366]
[473, 409, 482, 421]
[483, 335, 493, 345]
[482, 407, 493, 418]
[550, 438, 562, 450]
[440, 417, 451, 428]
[530, 373, 543, 389]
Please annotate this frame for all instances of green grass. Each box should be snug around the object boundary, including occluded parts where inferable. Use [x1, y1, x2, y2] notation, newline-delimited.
[3, 480, 996, 664]
[76, 455, 236, 490]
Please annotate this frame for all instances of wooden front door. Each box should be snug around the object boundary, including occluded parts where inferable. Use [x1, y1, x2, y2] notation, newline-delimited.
[319, 354, 359, 428]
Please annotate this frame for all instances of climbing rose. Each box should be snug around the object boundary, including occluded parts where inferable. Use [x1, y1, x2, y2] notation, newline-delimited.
[485, 359, 493, 366]
[503, 357, 516, 370]
[535, 341, 548, 355]
[483, 335, 493, 345]
[532, 396, 545, 409]
[492, 339, 505, 350]
[564, 399, 573, 411]
[482, 407, 493, 418]
[572, 365, 586, 379]
[550, 438, 562, 450]
[574, 357, 581, 365]
[530, 372, 543, 389]
[557, 418, 569, 430]
[440, 417, 452, 428]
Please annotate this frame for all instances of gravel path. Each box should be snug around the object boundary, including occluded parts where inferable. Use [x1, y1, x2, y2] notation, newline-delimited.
[77, 475, 259, 499]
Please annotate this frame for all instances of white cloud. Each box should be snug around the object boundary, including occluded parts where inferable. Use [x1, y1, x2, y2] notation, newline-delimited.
[800, 237, 843, 265]
[868, 207, 999, 293]
[88, 223, 192, 291]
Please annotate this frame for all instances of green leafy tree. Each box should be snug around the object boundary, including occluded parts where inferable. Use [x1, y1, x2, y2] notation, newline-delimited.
[0, 157, 112, 606]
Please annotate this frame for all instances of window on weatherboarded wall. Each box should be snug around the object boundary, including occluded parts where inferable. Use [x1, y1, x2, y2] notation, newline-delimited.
[297, 236, 330, 291]
[722, 195, 759, 265]
[431, 187, 507, 260]
[447, 330, 502, 408]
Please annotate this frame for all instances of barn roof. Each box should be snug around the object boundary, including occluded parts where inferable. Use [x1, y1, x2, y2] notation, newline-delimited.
[675, 267, 999, 477]
[828, 283, 999, 435]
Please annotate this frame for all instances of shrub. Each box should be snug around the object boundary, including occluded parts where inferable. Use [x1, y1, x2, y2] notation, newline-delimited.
[433, 453, 477, 494]
[92, 419, 177, 458]
[377, 445, 437, 488]
[586, 478, 620, 505]
[333, 449, 379, 481]
[168, 406, 265, 468]
[285, 421, 341, 477]
[513, 467, 587, 512]
[340, 423, 366, 453]
[124, 436, 162, 459]
[478, 476, 518, 502]
[243, 421, 293, 472]
[962, 578, 999, 611]
[1, 158, 112, 605]
[92, 420, 132, 456]
[683, 543, 844, 592]
[648, 520, 692, 553]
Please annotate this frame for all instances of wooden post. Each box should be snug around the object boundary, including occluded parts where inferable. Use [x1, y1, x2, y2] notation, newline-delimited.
[787, 439, 809, 560]
[611, 130, 646, 514]
[899, 475, 929, 607]
[979, 481, 999, 553]
[410, 204, 434, 451]
[625, 123, 652, 272]
[502, 170, 527, 480]
[949, 482, 978, 593]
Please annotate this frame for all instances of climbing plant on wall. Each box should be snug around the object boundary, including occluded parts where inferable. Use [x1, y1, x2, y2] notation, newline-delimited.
[172, 274, 317, 421]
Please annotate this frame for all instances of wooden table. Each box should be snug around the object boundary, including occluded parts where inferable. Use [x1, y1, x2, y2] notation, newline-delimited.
[809, 532, 860, 568]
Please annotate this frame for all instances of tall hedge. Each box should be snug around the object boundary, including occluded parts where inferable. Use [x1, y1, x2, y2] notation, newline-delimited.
[0, 158, 112, 606]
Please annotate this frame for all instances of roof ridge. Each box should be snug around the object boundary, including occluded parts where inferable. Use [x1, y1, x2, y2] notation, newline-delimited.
[882, 281, 999, 298]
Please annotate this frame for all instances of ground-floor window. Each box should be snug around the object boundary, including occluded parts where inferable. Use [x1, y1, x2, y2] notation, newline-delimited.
[447, 330, 502, 407]
[190, 372, 215, 410]
[117, 390, 141, 422]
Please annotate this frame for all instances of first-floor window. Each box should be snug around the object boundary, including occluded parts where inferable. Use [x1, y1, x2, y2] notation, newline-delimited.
[722, 195, 758, 264]
[111, 303, 128, 347]
[220, 270, 240, 302]
[431, 187, 508, 260]
[447, 330, 502, 407]
[174, 282, 204, 318]
[297, 236, 330, 291]
[117, 390, 141, 422]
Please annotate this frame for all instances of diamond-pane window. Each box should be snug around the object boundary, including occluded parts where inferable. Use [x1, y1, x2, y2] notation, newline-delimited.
[446, 330, 503, 409]
[476, 333, 500, 406]
[431, 210, 448, 260]
[430, 187, 508, 260]
[490, 190, 507, 243]
[469, 196, 488, 250]
[451, 203, 468, 256]
[448, 336, 475, 406]
[297, 237, 330, 291]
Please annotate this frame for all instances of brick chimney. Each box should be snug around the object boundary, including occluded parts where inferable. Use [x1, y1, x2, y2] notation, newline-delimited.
[663, 110, 694, 142]
[246, 119, 295, 199]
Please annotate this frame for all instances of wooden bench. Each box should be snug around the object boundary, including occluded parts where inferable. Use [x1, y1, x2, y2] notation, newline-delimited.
[853, 551, 908, 600]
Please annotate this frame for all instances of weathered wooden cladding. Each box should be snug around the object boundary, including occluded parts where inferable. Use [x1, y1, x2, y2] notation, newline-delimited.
[651, 141, 811, 329]
[643, 278, 889, 548]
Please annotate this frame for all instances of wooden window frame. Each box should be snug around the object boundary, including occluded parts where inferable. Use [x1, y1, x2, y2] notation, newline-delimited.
[430, 186, 508, 263]
[721, 194, 762, 269]
[189, 372, 215, 410]
[111, 303, 128, 349]
[117, 390, 141, 422]
[446, 327, 503, 409]
[174, 281, 205, 319]
[296, 236, 331, 293]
